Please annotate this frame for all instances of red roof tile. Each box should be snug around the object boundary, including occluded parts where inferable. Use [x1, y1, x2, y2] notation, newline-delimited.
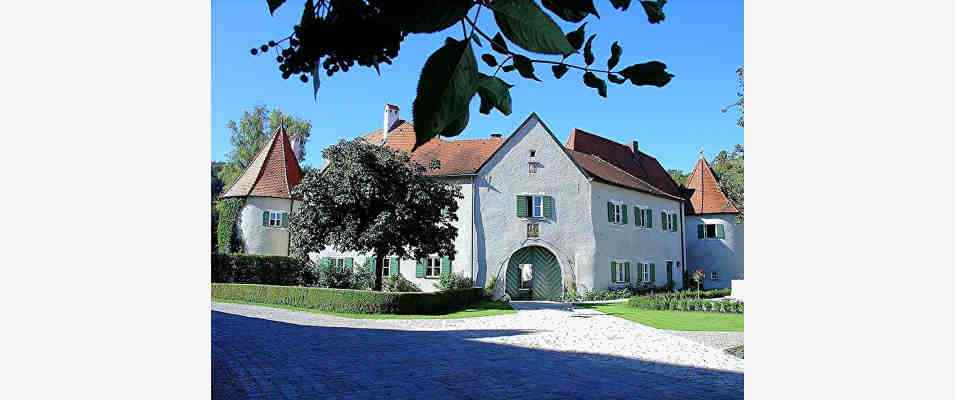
[565, 128, 682, 198]
[568, 150, 680, 199]
[220, 127, 303, 199]
[363, 120, 504, 176]
[684, 157, 739, 215]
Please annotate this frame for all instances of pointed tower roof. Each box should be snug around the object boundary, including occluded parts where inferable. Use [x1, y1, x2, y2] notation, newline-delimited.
[220, 127, 303, 199]
[684, 156, 739, 215]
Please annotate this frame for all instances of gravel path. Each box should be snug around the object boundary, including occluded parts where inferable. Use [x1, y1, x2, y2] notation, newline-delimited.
[213, 301, 743, 399]
[663, 330, 744, 351]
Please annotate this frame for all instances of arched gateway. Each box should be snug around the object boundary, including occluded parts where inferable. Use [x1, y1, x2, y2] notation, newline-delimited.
[506, 246, 562, 301]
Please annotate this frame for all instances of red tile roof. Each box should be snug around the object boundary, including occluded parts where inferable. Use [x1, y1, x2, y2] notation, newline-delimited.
[565, 128, 682, 199]
[220, 127, 303, 199]
[363, 120, 504, 176]
[684, 157, 739, 215]
[568, 150, 680, 199]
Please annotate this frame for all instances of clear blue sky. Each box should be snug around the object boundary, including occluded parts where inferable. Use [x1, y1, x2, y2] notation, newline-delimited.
[212, 0, 742, 172]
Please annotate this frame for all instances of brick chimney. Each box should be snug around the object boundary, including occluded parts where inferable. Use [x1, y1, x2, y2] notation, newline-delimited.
[383, 104, 400, 141]
[631, 140, 639, 157]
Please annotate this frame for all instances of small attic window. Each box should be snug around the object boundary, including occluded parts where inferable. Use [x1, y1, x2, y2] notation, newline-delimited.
[430, 159, 441, 170]
[529, 150, 536, 158]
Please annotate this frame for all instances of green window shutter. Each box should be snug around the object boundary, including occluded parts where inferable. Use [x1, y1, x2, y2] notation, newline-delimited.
[646, 209, 653, 228]
[281, 212, 289, 228]
[661, 211, 667, 230]
[543, 196, 554, 218]
[262, 211, 269, 226]
[716, 224, 725, 239]
[391, 256, 400, 276]
[698, 224, 705, 238]
[319, 257, 331, 273]
[637, 263, 644, 282]
[633, 207, 639, 226]
[516, 195, 527, 217]
[416, 258, 426, 278]
[345, 257, 354, 271]
[621, 205, 628, 224]
[670, 214, 677, 232]
[650, 263, 656, 282]
[441, 256, 451, 274]
[624, 262, 631, 282]
[607, 202, 614, 222]
[610, 262, 617, 283]
[370, 256, 379, 275]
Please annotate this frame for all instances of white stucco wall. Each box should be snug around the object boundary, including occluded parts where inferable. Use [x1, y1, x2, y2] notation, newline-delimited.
[589, 182, 685, 292]
[474, 115, 595, 296]
[684, 213, 743, 290]
[239, 197, 299, 256]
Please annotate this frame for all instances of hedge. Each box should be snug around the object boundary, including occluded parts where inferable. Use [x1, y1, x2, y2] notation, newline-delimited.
[212, 283, 484, 315]
[643, 288, 731, 300]
[212, 254, 313, 286]
[627, 293, 743, 314]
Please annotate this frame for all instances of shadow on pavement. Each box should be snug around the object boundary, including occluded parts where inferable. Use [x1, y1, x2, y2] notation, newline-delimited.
[212, 310, 742, 400]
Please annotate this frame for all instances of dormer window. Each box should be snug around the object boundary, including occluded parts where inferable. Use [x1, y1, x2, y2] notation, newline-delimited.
[430, 159, 441, 170]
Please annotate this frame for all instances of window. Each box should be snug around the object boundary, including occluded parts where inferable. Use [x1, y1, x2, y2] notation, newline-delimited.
[608, 202, 626, 225]
[710, 271, 720, 281]
[611, 260, 630, 283]
[643, 263, 651, 283]
[532, 196, 543, 218]
[661, 211, 679, 232]
[382, 257, 393, 276]
[265, 210, 286, 228]
[529, 150, 536, 158]
[331, 257, 347, 272]
[699, 223, 726, 239]
[430, 159, 441, 170]
[634, 206, 645, 227]
[517, 195, 553, 219]
[529, 163, 537, 174]
[425, 257, 441, 278]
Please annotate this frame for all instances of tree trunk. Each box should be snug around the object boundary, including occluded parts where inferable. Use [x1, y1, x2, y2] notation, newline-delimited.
[373, 248, 386, 291]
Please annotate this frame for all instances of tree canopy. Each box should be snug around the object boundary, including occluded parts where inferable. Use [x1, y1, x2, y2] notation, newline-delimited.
[219, 105, 312, 188]
[712, 144, 744, 219]
[667, 168, 687, 186]
[289, 138, 462, 290]
[721, 67, 743, 128]
[252, 0, 673, 147]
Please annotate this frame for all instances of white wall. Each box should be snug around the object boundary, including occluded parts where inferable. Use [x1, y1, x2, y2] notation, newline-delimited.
[474, 115, 595, 296]
[589, 182, 685, 292]
[238, 197, 298, 256]
[684, 213, 744, 289]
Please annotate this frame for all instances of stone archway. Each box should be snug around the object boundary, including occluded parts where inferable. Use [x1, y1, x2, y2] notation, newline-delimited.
[506, 246, 562, 301]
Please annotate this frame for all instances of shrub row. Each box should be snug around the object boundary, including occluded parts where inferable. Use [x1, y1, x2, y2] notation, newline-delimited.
[211, 283, 484, 315]
[627, 294, 743, 313]
[212, 254, 313, 286]
[646, 288, 732, 300]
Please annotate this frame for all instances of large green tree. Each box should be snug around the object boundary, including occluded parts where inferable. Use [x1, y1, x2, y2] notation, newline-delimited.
[712, 144, 743, 219]
[289, 139, 462, 291]
[667, 168, 687, 186]
[219, 106, 312, 188]
[253, 0, 673, 147]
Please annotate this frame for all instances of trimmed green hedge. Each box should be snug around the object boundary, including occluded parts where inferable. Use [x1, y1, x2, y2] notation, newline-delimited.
[628, 292, 743, 313]
[212, 254, 312, 286]
[645, 288, 731, 300]
[211, 283, 484, 315]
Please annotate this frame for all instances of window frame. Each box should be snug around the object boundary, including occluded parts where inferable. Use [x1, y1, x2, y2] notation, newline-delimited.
[710, 271, 720, 281]
[610, 260, 629, 283]
[266, 210, 284, 229]
[532, 195, 544, 218]
[381, 257, 391, 276]
[330, 257, 347, 272]
[642, 262, 652, 283]
[634, 205, 645, 228]
[425, 256, 441, 278]
[430, 159, 441, 170]
[611, 202, 623, 225]
[705, 223, 718, 239]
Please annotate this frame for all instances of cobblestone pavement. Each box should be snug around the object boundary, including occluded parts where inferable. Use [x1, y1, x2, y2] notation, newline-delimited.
[664, 330, 744, 351]
[212, 302, 743, 399]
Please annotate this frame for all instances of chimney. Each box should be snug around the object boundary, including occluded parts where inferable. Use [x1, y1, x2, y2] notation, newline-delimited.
[383, 103, 400, 141]
[631, 140, 640, 157]
[290, 134, 303, 162]
[490, 132, 503, 138]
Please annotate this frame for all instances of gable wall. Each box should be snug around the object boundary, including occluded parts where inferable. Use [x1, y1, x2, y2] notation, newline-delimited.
[474, 116, 595, 295]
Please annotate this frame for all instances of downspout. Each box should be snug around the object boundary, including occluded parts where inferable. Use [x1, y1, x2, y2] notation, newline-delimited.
[471, 177, 476, 283]
[680, 204, 686, 290]
[287, 197, 293, 257]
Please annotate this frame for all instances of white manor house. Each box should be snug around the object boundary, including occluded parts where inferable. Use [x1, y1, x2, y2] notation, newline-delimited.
[219, 105, 743, 300]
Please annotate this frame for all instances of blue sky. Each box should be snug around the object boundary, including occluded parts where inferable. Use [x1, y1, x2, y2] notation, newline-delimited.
[212, 0, 742, 172]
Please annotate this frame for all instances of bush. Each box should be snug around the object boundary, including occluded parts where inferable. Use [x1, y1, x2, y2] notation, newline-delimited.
[437, 271, 474, 290]
[212, 254, 310, 286]
[646, 288, 731, 300]
[383, 274, 421, 292]
[627, 291, 743, 314]
[485, 273, 498, 297]
[211, 283, 483, 314]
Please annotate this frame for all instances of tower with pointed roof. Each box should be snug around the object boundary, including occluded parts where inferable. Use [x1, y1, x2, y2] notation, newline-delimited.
[219, 127, 303, 256]
[682, 154, 743, 291]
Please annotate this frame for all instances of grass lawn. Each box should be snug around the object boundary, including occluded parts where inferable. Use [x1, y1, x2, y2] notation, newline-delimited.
[213, 298, 516, 320]
[578, 303, 743, 332]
